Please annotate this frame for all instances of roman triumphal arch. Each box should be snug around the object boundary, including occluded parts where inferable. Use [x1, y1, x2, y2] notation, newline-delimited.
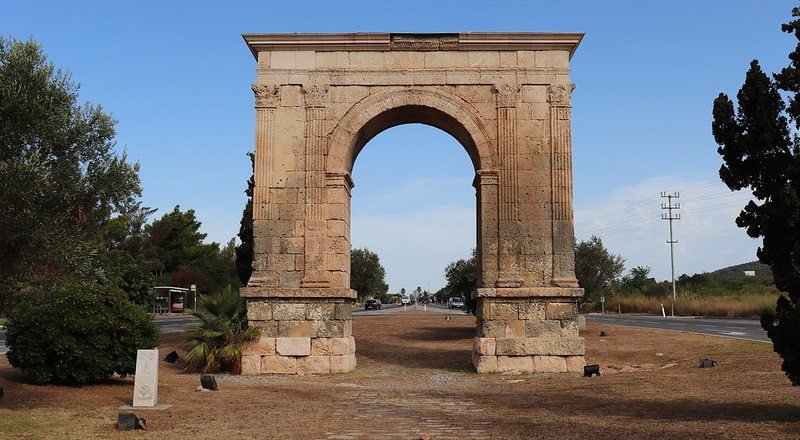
[240, 32, 585, 375]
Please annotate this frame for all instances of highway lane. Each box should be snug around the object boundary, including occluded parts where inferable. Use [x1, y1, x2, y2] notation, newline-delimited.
[353, 302, 462, 316]
[586, 314, 770, 343]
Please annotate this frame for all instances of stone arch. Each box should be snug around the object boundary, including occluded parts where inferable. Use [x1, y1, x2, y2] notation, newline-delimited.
[241, 32, 586, 376]
[326, 88, 496, 174]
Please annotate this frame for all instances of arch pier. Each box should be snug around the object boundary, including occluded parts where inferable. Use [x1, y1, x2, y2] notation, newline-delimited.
[240, 32, 585, 375]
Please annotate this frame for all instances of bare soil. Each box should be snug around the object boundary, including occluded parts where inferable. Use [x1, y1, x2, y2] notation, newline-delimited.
[1, 311, 799, 439]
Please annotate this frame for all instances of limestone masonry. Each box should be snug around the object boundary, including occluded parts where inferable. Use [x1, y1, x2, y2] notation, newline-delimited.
[241, 32, 585, 375]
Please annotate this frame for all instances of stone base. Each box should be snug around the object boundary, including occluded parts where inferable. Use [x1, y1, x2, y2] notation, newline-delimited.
[472, 295, 585, 374]
[473, 353, 585, 373]
[241, 337, 356, 375]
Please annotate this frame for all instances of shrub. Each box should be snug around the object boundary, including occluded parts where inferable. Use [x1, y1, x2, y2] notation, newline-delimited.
[184, 286, 259, 374]
[6, 281, 160, 384]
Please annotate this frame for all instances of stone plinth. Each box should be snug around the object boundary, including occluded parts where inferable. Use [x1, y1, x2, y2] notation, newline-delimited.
[241, 292, 356, 375]
[472, 293, 585, 373]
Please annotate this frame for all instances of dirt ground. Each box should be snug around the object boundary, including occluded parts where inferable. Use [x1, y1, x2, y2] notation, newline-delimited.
[1, 311, 799, 439]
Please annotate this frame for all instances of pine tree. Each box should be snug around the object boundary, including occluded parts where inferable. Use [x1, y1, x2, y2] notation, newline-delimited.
[235, 153, 254, 285]
[712, 7, 800, 386]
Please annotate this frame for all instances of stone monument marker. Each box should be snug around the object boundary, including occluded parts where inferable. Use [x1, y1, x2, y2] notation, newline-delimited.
[132, 349, 158, 407]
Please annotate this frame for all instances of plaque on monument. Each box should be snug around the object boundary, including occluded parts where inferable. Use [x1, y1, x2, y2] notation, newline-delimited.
[132, 349, 158, 407]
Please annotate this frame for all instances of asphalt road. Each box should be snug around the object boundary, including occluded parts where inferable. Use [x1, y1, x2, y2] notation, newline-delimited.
[586, 314, 770, 343]
[0, 310, 770, 356]
[353, 302, 464, 316]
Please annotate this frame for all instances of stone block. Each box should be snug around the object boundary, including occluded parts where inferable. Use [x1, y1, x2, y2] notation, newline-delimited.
[279, 320, 315, 337]
[566, 355, 586, 373]
[473, 337, 496, 356]
[476, 300, 492, 320]
[306, 303, 335, 320]
[247, 300, 272, 321]
[473, 354, 499, 373]
[330, 354, 356, 373]
[297, 356, 331, 375]
[480, 320, 506, 338]
[533, 355, 568, 373]
[495, 337, 585, 356]
[534, 50, 569, 68]
[505, 318, 526, 337]
[276, 337, 311, 356]
[497, 355, 533, 373]
[525, 320, 563, 338]
[240, 355, 261, 375]
[252, 320, 279, 337]
[546, 302, 577, 320]
[313, 319, 345, 338]
[491, 302, 519, 320]
[261, 355, 297, 374]
[519, 302, 545, 320]
[242, 337, 276, 356]
[329, 336, 355, 355]
[273, 303, 307, 320]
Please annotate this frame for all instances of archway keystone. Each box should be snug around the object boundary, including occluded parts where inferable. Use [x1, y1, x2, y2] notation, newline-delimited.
[240, 32, 585, 375]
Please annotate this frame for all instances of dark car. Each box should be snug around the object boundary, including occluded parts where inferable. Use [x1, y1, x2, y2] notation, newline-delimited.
[364, 299, 382, 310]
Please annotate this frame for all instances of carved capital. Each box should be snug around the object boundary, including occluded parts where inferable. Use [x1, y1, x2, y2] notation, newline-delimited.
[303, 84, 329, 107]
[493, 83, 520, 108]
[547, 83, 576, 106]
[252, 84, 280, 108]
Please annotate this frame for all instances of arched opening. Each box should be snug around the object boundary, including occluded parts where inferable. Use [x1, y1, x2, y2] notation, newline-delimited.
[350, 105, 482, 172]
[350, 122, 477, 371]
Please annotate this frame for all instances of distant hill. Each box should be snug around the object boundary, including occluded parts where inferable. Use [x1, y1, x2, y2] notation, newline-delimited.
[710, 261, 773, 280]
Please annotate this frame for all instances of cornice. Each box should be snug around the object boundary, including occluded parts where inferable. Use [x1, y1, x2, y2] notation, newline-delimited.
[242, 32, 584, 59]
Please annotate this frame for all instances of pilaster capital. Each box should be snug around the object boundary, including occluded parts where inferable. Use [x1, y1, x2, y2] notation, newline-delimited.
[252, 83, 281, 108]
[493, 83, 520, 108]
[547, 83, 576, 107]
[303, 84, 329, 108]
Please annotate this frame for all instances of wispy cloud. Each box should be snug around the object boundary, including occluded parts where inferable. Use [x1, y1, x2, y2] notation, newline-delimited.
[575, 176, 760, 280]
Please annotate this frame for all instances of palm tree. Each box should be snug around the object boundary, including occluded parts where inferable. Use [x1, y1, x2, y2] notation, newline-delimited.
[184, 286, 260, 374]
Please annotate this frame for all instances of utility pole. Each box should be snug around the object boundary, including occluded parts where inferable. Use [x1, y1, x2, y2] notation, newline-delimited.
[661, 192, 680, 317]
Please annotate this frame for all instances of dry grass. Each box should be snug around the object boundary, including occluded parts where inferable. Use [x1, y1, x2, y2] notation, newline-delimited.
[589, 293, 777, 317]
[1, 312, 798, 439]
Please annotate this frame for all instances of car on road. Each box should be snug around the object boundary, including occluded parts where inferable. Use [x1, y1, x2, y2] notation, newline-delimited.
[447, 297, 465, 309]
[364, 299, 382, 310]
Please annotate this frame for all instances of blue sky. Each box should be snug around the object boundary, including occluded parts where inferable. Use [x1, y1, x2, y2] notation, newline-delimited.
[3, 1, 795, 291]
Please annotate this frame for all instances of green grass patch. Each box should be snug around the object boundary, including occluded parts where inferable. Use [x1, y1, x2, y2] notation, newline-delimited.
[0, 318, 7, 326]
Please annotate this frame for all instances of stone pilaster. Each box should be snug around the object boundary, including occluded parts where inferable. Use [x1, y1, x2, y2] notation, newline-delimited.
[474, 169, 499, 288]
[494, 84, 523, 288]
[548, 84, 579, 288]
[250, 84, 280, 286]
[301, 85, 330, 288]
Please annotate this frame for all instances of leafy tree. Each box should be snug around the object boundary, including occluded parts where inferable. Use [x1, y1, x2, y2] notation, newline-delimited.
[574, 236, 625, 305]
[235, 152, 254, 285]
[0, 37, 141, 313]
[143, 206, 238, 293]
[350, 248, 389, 301]
[6, 281, 160, 384]
[712, 6, 800, 385]
[443, 249, 477, 313]
[620, 265, 657, 294]
[184, 286, 259, 374]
